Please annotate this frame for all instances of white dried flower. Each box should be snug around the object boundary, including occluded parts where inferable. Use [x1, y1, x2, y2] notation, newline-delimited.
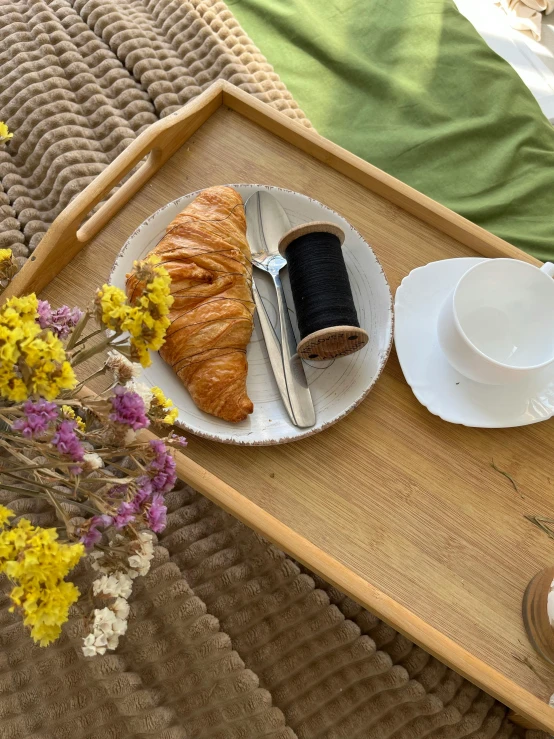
[93, 631, 108, 648]
[93, 607, 117, 634]
[89, 550, 107, 573]
[113, 597, 130, 621]
[82, 453, 104, 471]
[123, 428, 136, 446]
[107, 633, 120, 650]
[82, 634, 96, 656]
[128, 553, 150, 576]
[106, 350, 141, 383]
[112, 617, 127, 637]
[126, 380, 153, 408]
[93, 571, 133, 599]
[93, 575, 120, 597]
[127, 531, 155, 576]
[82, 632, 107, 657]
[114, 571, 133, 599]
[138, 530, 154, 555]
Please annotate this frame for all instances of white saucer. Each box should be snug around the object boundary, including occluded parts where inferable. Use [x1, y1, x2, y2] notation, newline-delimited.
[394, 258, 554, 428]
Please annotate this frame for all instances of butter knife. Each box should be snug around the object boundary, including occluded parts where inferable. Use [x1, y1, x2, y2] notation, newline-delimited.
[245, 191, 315, 428]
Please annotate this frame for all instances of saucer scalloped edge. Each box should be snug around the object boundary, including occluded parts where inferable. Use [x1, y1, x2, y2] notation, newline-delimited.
[394, 258, 554, 428]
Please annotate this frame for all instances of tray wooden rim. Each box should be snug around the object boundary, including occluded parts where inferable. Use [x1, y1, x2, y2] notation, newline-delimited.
[5, 81, 552, 731]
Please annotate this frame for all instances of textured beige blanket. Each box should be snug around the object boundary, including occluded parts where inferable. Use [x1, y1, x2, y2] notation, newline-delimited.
[0, 0, 309, 274]
[0, 482, 542, 738]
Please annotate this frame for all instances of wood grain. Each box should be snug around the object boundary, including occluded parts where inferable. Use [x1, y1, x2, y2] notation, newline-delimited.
[33, 92, 554, 729]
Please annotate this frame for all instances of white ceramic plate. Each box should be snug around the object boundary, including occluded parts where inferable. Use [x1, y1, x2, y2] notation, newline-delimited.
[395, 258, 554, 427]
[110, 185, 393, 444]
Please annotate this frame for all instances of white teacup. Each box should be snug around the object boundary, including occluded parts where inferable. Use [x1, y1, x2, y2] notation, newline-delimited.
[437, 259, 554, 385]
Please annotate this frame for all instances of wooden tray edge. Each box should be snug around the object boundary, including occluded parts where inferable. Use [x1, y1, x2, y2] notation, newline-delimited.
[156, 425, 553, 731]
[223, 82, 541, 265]
[222, 82, 539, 266]
[5, 82, 550, 728]
[3, 80, 539, 303]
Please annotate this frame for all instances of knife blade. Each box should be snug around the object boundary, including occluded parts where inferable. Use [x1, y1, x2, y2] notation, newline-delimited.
[245, 191, 315, 428]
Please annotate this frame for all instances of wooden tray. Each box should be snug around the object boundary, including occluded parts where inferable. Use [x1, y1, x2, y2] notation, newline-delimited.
[7, 81, 554, 731]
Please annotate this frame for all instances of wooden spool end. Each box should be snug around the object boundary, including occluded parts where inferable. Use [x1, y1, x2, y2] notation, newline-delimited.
[297, 325, 369, 361]
[278, 221, 345, 256]
[522, 566, 554, 666]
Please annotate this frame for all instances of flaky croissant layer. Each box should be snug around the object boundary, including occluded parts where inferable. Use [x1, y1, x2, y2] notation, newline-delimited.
[126, 186, 255, 422]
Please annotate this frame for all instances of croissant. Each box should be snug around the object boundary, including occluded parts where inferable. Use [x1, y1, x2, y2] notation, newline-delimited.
[126, 186, 255, 422]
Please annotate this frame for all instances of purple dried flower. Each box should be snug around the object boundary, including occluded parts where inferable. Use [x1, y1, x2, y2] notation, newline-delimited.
[80, 527, 101, 549]
[168, 433, 188, 447]
[130, 476, 153, 512]
[80, 514, 112, 549]
[108, 483, 128, 500]
[12, 400, 58, 438]
[147, 440, 176, 494]
[113, 501, 135, 529]
[109, 386, 149, 430]
[51, 419, 85, 462]
[37, 299, 83, 340]
[147, 493, 167, 533]
[36, 299, 51, 328]
[94, 514, 112, 528]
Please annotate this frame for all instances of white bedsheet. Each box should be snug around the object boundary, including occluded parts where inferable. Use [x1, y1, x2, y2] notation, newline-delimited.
[454, 0, 554, 121]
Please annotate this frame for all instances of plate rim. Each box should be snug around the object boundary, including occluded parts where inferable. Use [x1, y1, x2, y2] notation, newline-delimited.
[110, 184, 394, 445]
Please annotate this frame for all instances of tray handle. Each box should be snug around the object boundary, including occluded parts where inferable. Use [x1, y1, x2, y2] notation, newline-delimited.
[3, 81, 225, 301]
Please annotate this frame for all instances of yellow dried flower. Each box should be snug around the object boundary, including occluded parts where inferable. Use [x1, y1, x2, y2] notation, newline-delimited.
[97, 258, 173, 368]
[0, 294, 76, 402]
[0, 513, 84, 646]
[0, 506, 14, 528]
[150, 385, 178, 424]
[96, 284, 129, 331]
[61, 405, 85, 432]
[0, 367, 27, 402]
[29, 361, 76, 401]
[0, 122, 13, 144]
[0, 248, 16, 283]
[164, 407, 178, 424]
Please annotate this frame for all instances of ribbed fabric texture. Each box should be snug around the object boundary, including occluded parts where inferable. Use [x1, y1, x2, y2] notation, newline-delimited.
[0, 0, 309, 271]
[0, 483, 542, 739]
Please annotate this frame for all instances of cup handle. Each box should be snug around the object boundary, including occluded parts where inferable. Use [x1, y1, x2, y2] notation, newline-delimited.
[541, 262, 554, 278]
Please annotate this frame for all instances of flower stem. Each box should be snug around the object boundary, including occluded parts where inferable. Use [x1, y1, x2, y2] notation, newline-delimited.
[1, 469, 69, 493]
[74, 366, 107, 392]
[72, 328, 105, 348]
[46, 490, 71, 527]
[66, 310, 91, 350]
[71, 333, 122, 367]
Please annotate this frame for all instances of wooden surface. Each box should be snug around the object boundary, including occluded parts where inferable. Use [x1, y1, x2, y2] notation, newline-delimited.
[40, 103, 554, 730]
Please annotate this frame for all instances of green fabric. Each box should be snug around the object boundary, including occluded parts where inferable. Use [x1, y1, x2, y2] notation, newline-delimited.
[229, 0, 554, 262]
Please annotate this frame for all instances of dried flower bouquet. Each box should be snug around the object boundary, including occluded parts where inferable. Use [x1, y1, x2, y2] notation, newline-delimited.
[0, 255, 186, 657]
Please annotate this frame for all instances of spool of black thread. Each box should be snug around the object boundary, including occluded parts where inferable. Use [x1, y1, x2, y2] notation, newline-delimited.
[278, 221, 368, 360]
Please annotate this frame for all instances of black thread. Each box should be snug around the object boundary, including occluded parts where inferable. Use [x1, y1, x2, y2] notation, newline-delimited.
[285, 231, 359, 340]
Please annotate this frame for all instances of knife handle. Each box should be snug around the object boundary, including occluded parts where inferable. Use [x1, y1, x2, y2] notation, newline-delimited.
[272, 272, 316, 428]
[251, 283, 296, 424]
